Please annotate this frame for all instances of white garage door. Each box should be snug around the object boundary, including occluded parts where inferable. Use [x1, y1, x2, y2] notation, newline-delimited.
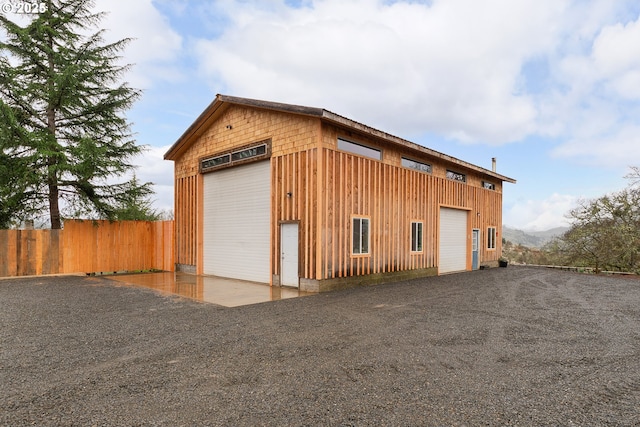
[203, 160, 270, 283]
[439, 208, 468, 274]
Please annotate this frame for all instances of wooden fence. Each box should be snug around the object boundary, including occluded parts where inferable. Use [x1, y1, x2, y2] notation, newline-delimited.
[0, 220, 174, 278]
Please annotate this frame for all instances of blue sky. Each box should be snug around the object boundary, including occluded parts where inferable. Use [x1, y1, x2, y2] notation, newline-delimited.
[41, 0, 640, 230]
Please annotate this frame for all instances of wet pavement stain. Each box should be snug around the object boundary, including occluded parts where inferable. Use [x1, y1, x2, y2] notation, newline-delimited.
[106, 272, 312, 307]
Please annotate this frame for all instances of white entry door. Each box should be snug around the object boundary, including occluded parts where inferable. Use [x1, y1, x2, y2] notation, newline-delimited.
[280, 223, 299, 288]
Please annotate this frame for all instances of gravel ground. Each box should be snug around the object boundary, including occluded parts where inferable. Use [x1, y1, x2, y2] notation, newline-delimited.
[1, 266, 640, 426]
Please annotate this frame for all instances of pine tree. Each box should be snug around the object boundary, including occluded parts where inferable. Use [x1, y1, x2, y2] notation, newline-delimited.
[0, 0, 153, 229]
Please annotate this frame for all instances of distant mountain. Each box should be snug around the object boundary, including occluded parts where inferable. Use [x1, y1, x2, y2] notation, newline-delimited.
[502, 226, 569, 248]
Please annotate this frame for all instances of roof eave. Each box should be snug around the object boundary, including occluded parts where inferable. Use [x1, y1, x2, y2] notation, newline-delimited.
[320, 110, 516, 184]
[216, 94, 325, 117]
[164, 96, 225, 161]
[164, 94, 325, 161]
[165, 94, 516, 184]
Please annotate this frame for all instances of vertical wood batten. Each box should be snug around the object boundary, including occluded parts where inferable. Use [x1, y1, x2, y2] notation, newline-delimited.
[270, 149, 319, 281]
[275, 157, 280, 277]
[304, 153, 310, 278]
[0, 220, 174, 278]
[174, 175, 197, 267]
[306, 148, 506, 280]
[324, 149, 331, 279]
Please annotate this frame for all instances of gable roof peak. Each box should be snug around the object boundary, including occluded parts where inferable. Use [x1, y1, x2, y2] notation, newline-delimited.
[215, 94, 325, 117]
[163, 94, 516, 184]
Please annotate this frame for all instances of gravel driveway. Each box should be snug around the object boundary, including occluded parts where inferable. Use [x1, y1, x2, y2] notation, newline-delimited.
[2, 267, 640, 426]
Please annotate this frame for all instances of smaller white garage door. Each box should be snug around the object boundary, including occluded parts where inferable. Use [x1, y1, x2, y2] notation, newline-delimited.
[439, 208, 468, 274]
[203, 160, 270, 283]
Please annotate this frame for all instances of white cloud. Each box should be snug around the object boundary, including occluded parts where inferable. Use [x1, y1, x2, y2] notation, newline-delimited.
[557, 13, 640, 98]
[11, 0, 640, 218]
[192, 0, 566, 144]
[95, 144, 174, 216]
[547, 11, 640, 167]
[186, 0, 640, 169]
[132, 146, 174, 186]
[551, 124, 640, 167]
[504, 193, 578, 231]
[2, 1, 183, 89]
[94, 0, 184, 89]
[608, 70, 640, 100]
[592, 17, 640, 100]
[82, 2, 181, 213]
[131, 146, 175, 213]
[591, 17, 640, 79]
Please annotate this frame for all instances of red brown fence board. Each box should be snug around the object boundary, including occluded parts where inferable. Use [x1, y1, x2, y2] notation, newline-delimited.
[0, 220, 174, 277]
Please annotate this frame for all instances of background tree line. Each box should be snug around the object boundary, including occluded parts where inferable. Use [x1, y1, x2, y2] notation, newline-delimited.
[503, 167, 640, 274]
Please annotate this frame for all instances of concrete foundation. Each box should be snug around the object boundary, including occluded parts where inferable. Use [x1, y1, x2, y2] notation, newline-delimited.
[297, 267, 439, 293]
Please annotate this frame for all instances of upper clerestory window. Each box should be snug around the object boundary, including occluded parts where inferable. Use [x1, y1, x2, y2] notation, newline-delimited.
[482, 181, 496, 190]
[337, 138, 381, 161]
[446, 169, 466, 183]
[200, 140, 270, 173]
[402, 157, 432, 174]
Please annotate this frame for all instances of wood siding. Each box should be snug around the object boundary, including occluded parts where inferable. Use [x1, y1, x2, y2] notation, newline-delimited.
[0, 220, 174, 278]
[175, 175, 198, 266]
[170, 102, 508, 284]
[172, 104, 322, 271]
[321, 122, 503, 191]
[271, 148, 503, 281]
[272, 149, 318, 280]
[174, 104, 319, 179]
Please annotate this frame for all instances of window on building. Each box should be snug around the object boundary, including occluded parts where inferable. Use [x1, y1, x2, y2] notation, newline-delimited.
[338, 138, 381, 160]
[482, 181, 496, 190]
[446, 169, 466, 182]
[231, 144, 267, 161]
[402, 158, 432, 174]
[201, 154, 230, 170]
[352, 217, 370, 255]
[487, 227, 497, 250]
[200, 140, 271, 173]
[411, 222, 423, 252]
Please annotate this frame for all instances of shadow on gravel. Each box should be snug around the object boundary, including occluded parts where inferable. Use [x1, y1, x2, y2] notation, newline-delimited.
[1, 266, 640, 426]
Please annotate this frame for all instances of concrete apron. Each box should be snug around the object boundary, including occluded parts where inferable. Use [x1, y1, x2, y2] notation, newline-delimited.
[106, 272, 311, 307]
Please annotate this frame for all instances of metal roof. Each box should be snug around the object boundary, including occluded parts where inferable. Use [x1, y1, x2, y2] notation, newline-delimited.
[164, 94, 516, 184]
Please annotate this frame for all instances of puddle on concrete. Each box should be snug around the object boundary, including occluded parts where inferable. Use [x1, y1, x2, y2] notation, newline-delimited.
[107, 272, 312, 307]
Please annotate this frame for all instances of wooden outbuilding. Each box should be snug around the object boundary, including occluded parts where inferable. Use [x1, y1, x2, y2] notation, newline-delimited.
[164, 95, 516, 292]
